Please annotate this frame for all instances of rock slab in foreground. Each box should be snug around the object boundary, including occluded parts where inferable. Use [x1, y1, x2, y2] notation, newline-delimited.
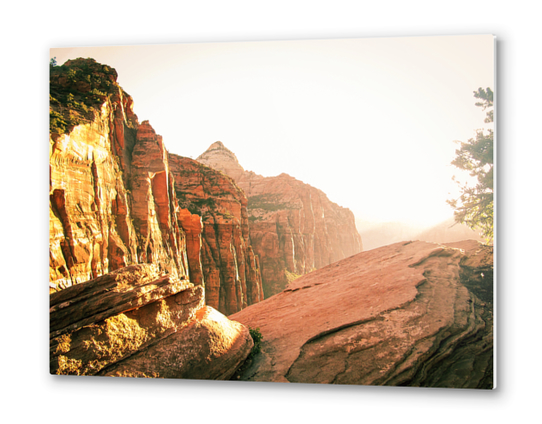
[230, 240, 493, 389]
[50, 264, 252, 379]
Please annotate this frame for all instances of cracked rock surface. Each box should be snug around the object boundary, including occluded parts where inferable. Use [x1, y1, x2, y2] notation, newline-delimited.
[230, 240, 493, 388]
[50, 264, 252, 379]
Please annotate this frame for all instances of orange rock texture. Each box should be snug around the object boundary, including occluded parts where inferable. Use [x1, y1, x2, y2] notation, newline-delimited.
[169, 154, 264, 315]
[50, 264, 252, 378]
[50, 58, 142, 289]
[49, 59, 261, 315]
[197, 142, 363, 297]
[230, 240, 493, 388]
[129, 121, 189, 279]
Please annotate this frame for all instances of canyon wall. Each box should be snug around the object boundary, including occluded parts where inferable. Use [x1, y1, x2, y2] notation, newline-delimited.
[197, 142, 362, 297]
[50, 58, 145, 289]
[49, 58, 260, 315]
[49, 59, 189, 290]
[168, 154, 264, 315]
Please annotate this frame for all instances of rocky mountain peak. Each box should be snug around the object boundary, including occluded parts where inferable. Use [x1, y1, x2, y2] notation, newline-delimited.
[196, 141, 245, 181]
[207, 140, 226, 150]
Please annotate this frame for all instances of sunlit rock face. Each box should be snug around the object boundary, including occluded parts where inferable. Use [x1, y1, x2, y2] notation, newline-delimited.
[197, 142, 362, 298]
[129, 121, 190, 279]
[49, 67, 190, 291]
[49, 59, 262, 316]
[231, 240, 493, 389]
[50, 264, 252, 379]
[50, 59, 142, 290]
[169, 154, 264, 315]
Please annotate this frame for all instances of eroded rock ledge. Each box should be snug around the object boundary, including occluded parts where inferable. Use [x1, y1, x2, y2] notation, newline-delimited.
[230, 240, 493, 389]
[50, 264, 252, 379]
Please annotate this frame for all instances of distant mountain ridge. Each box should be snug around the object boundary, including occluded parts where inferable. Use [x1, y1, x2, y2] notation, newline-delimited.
[49, 58, 493, 385]
[197, 141, 362, 297]
[357, 217, 483, 251]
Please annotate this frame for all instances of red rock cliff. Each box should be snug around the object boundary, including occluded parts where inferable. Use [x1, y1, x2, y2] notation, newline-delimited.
[50, 59, 262, 315]
[50, 58, 144, 289]
[168, 154, 264, 315]
[197, 142, 362, 297]
[129, 121, 189, 279]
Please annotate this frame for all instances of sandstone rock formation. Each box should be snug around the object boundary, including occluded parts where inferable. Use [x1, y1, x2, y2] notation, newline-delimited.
[50, 264, 253, 379]
[230, 240, 493, 388]
[49, 58, 262, 315]
[195, 141, 245, 181]
[169, 154, 264, 315]
[50, 58, 141, 289]
[197, 142, 362, 297]
[129, 120, 190, 278]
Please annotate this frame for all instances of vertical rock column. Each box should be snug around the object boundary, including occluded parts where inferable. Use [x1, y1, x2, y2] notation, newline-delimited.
[177, 208, 205, 286]
[168, 154, 264, 315]
[49, 99, 138, 291]
[129, 121, 189, 280]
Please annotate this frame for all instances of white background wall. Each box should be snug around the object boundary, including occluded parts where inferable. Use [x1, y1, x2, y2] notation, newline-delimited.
[1, 1, 539, 422]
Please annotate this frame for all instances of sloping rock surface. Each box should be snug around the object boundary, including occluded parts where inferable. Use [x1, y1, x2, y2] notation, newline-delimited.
[230, 240, 493, 388]
[197, 142, 362, 298]
[50, 264, 252, 379]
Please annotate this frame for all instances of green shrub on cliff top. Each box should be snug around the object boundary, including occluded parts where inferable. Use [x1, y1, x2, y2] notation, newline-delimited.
[49, 57, 120, 137]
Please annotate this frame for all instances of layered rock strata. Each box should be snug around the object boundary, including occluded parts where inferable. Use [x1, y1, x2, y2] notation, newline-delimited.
[169, 154, 264, 315]
[230, 240, 493, 388]
[49, 59, 262, 315]
[129, 121, 189, 279]
[50, 58, 141, 289]
[50, 264, 253, 378]
[197, 142, 362, 297]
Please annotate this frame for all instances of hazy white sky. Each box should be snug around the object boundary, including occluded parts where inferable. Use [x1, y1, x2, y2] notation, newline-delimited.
[51, 35, 494, 227]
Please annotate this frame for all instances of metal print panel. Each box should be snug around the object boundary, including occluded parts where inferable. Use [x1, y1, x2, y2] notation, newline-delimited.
[49, 35, 495, 388]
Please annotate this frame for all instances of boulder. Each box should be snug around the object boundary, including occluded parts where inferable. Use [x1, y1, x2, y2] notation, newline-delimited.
[103, 306, 253, 380]
[50, 264, 252, 379]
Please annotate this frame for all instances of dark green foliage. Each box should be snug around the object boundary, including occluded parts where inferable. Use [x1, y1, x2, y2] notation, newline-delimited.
[175, 191, 218, 216]
[229, 326, 264, 380]
[248, 327, 263, 359]
[248, 194, 299, 211]
[49, 58, 121, 137]
[50, 57, 57, 67]
[448, 88, 494, 243]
